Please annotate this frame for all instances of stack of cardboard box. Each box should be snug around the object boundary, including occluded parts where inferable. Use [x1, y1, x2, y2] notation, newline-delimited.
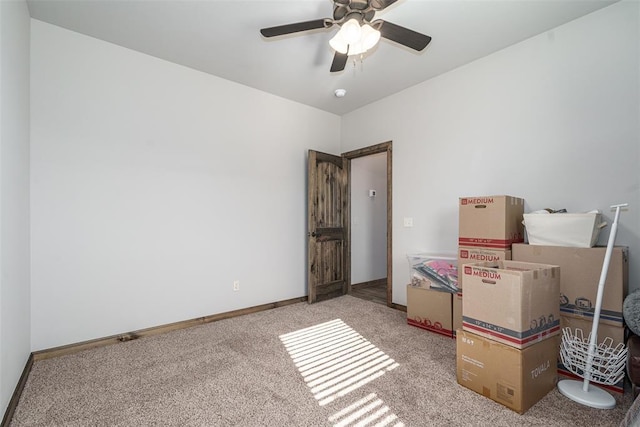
[512, 243, 629, 394]
[456, 261, 561, 414]
[455, 196, 561, 414]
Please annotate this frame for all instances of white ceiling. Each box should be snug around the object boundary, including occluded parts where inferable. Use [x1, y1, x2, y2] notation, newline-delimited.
[26, 0, 618, 115]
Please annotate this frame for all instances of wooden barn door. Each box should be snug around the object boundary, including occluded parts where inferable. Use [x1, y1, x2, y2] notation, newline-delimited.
[307, 150, 350, 303]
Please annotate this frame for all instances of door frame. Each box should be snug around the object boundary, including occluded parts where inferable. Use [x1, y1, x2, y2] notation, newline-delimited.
[342, 141, 393, 307]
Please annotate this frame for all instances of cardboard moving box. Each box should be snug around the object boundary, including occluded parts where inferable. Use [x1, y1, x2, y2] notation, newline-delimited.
[407, 285, 454, 338]
[458, 195, 524, 249]
[512, 244, 628, 327]
[462, 261, 560, 349]
[457, 329, 559, 414]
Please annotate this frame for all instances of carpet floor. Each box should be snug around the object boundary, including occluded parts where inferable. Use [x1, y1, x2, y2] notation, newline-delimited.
[11, 295, 632, 426]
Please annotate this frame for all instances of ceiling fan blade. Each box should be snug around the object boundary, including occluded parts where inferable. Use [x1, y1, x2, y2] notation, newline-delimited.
[330, 52, 348, 73]
[378, 20, 431, 51]
[370, 0, 399, 10]
[260, 19, 330, 38]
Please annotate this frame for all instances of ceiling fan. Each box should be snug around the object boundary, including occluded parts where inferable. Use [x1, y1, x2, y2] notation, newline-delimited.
[259, 0, 432, 73]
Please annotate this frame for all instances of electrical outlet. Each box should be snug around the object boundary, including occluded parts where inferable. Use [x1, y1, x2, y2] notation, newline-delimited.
[403, 217, 413, 227]
[233, 280, 240, 291]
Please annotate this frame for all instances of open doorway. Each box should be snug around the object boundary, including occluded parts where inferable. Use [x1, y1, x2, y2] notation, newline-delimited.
[342, 142, 392, 307]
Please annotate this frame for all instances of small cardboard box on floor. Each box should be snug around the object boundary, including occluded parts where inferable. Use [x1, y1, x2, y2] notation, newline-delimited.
[458, 195, 525, 249]
[407, 284, 454, 338]
[457, 329, 559, 414]
[462, 261, 560, 349]
[407, 255, 460, 337]
[512, 244, 628, 327]
[557, 315, 625, 394]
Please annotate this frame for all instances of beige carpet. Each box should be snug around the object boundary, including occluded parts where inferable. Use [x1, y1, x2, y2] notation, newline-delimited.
[11, 295, 632, 426]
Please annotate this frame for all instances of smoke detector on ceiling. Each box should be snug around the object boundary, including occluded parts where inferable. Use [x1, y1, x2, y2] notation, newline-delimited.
[334, 88, 347, 98]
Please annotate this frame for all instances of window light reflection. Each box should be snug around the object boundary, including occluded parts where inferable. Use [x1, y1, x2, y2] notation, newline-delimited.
[280, 319, 403, 426]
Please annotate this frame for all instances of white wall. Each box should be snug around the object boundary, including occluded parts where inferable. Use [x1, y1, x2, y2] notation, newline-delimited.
[0, 0, 31, 414]
[341, 1, 640, 305]
[30, 20, 341, 350]
[351, 152, 387, 283]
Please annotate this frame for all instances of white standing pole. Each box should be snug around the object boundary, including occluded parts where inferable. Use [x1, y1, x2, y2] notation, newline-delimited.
[582, 204, 624, 389]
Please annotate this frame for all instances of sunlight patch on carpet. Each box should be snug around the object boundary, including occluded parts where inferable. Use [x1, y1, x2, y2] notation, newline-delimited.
[280, 319, 403, 426]
[328, 393, 401, 427]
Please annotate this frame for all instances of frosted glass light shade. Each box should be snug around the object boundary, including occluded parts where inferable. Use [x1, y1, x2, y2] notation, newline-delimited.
[360, 24, 380, 51]
[340, 19, 361, 44]
[329, 32, 349, 54]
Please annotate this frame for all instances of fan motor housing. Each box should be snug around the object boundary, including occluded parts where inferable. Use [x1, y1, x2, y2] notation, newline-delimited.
[334, 1, 376, 22]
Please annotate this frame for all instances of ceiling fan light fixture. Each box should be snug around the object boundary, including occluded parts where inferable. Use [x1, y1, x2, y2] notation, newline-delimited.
[329, 20, 381, 56]
[259, 0, 431, 73]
